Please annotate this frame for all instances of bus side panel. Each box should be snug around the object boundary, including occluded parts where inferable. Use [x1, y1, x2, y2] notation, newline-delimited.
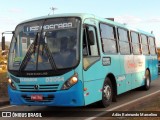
[132, 72, 145, 89]
[83, 55, 121, 105]
[116, 76, 126, 95]
[83, 60, 104, 105]
[125, 74, 132, 91]
[118, 55, 146, 94]
[131, 56, 146, 89]
[117, 55, 132, 94]
[146, 56, 158, 81]
[83, 79, 103, 105]
[151, 56, 158, 80]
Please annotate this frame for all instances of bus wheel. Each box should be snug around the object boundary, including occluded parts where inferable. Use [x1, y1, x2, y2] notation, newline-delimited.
[143, 70, 151, 90]
[101, 77, 113, 107]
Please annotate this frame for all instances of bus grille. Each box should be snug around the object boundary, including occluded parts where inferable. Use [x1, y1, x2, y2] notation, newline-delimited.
[18, 84, 59, 92]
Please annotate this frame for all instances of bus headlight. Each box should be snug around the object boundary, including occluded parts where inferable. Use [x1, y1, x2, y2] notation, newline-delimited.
[8, 78, 17, 90]
[61, 73, 78, 90]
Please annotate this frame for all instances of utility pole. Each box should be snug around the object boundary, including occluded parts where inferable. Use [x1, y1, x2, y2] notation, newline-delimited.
[48, 7, 58, 15]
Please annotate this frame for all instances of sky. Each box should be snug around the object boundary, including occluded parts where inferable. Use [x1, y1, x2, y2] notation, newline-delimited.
[1, 0, 160, 46]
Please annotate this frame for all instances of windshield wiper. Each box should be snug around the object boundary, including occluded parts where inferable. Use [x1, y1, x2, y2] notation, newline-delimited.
[19, 19, 58, 72]
[39, 31, 57, 71]
[19, 33, 39, 71]
[43, 43, 57, 71]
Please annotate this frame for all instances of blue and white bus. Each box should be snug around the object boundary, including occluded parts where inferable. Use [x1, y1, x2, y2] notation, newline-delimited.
[4, 13, 158, 107]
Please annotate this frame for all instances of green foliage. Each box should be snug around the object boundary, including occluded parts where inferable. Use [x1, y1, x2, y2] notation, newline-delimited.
[0, 51, 5, 62]
[0, 50, 7, 71]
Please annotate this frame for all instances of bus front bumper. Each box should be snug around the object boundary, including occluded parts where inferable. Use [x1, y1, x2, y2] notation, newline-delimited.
[8, 81, 84, 107]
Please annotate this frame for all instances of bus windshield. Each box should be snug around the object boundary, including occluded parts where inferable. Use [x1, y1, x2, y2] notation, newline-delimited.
[8, 17, 80, 74]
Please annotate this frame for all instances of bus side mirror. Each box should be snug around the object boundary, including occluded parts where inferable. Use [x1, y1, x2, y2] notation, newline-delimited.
[2, 36, 5, 50]
[88, 31, 95, 45]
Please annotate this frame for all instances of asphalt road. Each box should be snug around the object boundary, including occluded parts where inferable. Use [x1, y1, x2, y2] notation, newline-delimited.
[0, 77, 160, 120]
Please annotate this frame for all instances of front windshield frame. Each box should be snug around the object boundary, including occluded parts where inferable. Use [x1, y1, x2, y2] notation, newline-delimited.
[8, 17, 81, 77]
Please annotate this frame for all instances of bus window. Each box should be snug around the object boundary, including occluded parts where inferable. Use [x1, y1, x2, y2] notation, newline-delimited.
[100, 23, 117, 54]
[83, 25, 100, 69]
[118, 28, 131, 55]
[141, 34, 149, 55]
[131, 32, 141, 55]
[149, 37, 156, 55]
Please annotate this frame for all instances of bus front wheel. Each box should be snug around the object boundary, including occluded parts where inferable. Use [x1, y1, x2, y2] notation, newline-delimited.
[100, 77, 113, 108]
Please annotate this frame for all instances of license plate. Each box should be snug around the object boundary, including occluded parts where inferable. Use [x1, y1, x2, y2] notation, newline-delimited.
[31, 95, 43, 101]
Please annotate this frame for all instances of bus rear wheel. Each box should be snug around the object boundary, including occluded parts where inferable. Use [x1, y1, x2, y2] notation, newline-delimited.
[143, 70, 151, 90]
[100, 77, 113, 108]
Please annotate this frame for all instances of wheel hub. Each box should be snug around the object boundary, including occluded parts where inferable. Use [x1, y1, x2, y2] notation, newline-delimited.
[104, 85, 111, 100]
[146, 77, 150, 86]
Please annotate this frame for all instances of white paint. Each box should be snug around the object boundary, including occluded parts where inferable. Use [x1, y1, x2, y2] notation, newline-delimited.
[27, 22, 73, 32]
[85, 90, 160, 120]
[124, 55, 145, 74]
[0, 105, 16, 110]
[84, 93, 89, 97]
[45, 77, 64, 83]
[117, 75, 126, 81]
[20, 78, 37, 82]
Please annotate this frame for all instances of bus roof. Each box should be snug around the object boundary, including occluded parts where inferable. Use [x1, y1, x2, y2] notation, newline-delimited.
[18, 13, 154, 37]
[19, 13, 95, 24]
[95, 16, 154, 37]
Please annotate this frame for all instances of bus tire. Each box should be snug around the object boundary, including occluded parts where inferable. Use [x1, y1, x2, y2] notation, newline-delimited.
[143, 70, 151, 90]
[100, 77, 113, 108]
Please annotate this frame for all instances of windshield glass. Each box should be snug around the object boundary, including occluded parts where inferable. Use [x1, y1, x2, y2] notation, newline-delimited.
[8, 17, 80, 72]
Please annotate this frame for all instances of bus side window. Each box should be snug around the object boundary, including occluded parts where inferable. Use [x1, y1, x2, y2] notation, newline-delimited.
[141, 34, 149, 55]
[83, 25, 100, 70]
[118, 28, 131, 55]
[100, 23, 117, 54]
[131, 31, 141, 55]
[149, 37, 156, 55]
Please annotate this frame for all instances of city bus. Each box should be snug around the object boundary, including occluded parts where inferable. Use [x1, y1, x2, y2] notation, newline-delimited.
[3, 13, 158, 107]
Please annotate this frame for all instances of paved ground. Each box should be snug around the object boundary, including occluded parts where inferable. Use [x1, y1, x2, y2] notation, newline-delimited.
[0, 97, 9, 106]
[0, 78, 160, 120]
